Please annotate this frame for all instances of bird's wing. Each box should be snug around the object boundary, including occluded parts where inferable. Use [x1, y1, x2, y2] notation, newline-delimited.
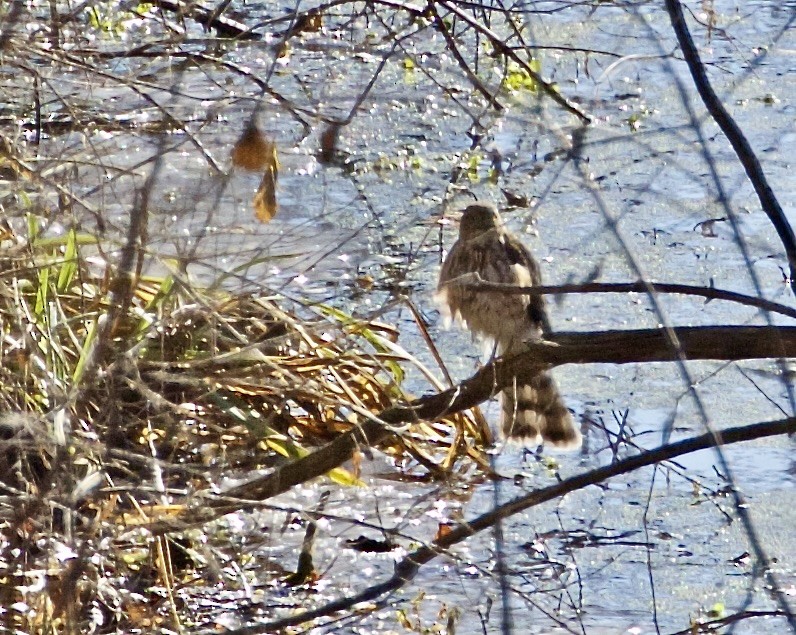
[498, 232, 550, 335]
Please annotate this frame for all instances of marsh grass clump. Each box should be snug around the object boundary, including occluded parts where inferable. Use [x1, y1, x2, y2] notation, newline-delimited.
[0, 216, 478, 633]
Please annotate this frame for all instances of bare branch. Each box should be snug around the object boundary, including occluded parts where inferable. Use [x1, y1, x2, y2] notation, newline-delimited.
[439, 0, 590, 122]
[239, 416, 796, 634]
[426, 3, 503, 110]
[459, 279, 796, 321]
[665, 0, 796, 294]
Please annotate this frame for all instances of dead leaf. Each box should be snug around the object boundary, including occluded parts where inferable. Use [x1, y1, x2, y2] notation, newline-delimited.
[283, 567, 318, 586]
[355, 274, 374, 291]
[501, 188, 531, 208]
[693, 216, 727, 238]
[435, 522, 454, 541]
[253, 164, 278, 223]
[345, 536, 394, 553]
[351, 446, 362, 480]
[121, 503, 186, 526]
[124, 599, 162, 629]
[232, 124, 275, 172]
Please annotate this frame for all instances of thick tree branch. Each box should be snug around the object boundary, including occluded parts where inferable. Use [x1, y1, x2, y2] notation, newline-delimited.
[148, 326, 796, 534]
[665, 0, 796, 294]
[535, 325, 796, 365]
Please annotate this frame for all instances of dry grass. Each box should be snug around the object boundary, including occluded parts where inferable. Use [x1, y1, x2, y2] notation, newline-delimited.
[0, 216, 481, 633]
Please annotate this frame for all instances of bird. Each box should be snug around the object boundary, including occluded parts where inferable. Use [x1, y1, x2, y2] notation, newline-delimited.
[435, 201, 580, 449]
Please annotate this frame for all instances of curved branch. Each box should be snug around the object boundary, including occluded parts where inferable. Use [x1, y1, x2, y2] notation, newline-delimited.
[240, 417, 796, 634]
[665, 0, 796, 294]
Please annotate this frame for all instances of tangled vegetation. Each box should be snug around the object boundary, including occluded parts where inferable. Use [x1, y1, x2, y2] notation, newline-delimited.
[0, 209, 487, 632]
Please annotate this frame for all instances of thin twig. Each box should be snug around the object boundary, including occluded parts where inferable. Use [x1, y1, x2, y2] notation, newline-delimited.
[454, 279, 796, 320]
[439, 0, 590, 123]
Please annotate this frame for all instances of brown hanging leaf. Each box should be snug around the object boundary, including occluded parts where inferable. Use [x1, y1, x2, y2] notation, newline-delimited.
[435, 522, 454, 541]
[235, 132, 280, 223]
[253, 157, 279, 223]
[231, 124, 274, 172]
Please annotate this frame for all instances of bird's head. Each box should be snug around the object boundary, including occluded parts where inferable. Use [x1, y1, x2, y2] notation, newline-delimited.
[459, 202, 502, 240]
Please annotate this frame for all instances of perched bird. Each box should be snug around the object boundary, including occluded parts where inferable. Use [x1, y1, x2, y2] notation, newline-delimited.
[436, 201, 580, 449]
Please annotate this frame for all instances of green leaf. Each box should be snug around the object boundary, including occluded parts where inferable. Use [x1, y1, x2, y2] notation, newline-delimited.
[502, 60, 543, 93]
[72, 318, 99, 384]
[56, 228, 79, 293]
[27, 213, 40, 242]
[327, 466, 364, 486]
[35, 265, 49, 317]
[708, 602, 725, 618]
[145, 274, 175, 311]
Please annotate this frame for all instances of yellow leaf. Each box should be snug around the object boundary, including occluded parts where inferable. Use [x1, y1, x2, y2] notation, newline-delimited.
[253, 159, 279, 223]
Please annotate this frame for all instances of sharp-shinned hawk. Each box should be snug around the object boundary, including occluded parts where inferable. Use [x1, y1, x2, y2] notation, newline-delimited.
[436, 201, 580, 449]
